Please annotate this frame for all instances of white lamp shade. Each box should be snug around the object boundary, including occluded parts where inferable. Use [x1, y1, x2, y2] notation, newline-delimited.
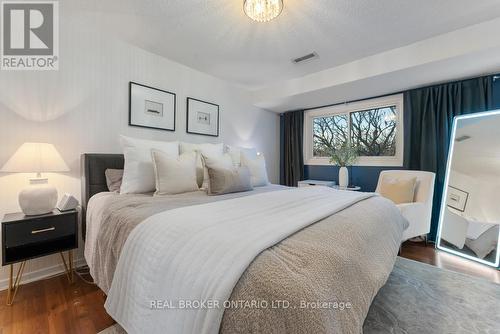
[1, 143, 69, 173]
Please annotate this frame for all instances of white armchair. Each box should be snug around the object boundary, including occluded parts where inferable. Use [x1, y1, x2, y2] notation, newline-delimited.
[376, 170, 436, 242]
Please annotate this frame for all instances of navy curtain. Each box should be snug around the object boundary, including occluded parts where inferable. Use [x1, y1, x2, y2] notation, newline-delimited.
[404, 75, 494, 241]
[281, 110, 304, 186]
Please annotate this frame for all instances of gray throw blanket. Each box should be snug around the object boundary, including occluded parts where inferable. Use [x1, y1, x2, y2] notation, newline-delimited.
[87, 187, 407, 334]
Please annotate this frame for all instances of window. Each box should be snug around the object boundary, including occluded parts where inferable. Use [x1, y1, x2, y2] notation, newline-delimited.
[312, 114, 348, 157]
[304, 94, 403, 166]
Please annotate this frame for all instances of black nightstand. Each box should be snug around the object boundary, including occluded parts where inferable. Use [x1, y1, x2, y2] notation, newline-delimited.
[1, 209, 78, 305]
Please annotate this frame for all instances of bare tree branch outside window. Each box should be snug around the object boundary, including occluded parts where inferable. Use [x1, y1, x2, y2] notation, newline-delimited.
[313, 106, 397, 158]
[350, 107, 397, 156]
[313, 114, 348, 157]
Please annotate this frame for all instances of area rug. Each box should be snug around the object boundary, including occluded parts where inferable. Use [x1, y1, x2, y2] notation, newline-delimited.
[99, 257, 500, 334]
[364, 257, 499, 333]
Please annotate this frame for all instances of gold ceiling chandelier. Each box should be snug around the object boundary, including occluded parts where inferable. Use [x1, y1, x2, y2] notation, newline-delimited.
[243, 0, 284, 23]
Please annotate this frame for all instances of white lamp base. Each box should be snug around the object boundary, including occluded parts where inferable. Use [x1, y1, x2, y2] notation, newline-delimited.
[19, 184, 58, 216]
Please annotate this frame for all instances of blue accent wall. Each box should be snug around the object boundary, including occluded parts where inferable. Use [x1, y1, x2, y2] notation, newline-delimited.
[304, 165, 404, 192]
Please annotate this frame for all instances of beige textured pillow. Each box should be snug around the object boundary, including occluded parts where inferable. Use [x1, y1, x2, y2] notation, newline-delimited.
[105, 169, 123, 192]
[151, 150, 199, 195]
[378, 176, 417, 204]
[206, 166, 253, 195]
[201, 153, 233, 174]
[202, 153, 239, 193]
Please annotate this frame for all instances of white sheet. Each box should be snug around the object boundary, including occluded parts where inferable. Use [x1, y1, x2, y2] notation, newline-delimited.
[104, 187, 375, 334]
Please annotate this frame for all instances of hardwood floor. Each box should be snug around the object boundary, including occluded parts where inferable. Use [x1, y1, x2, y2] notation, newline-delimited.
[0, 242, 498, 334]
[400, 241, 500, 284]
[0, 271, 114, 334]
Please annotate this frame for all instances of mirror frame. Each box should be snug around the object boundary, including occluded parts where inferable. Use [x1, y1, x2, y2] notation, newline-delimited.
[436, 109, 500, 268]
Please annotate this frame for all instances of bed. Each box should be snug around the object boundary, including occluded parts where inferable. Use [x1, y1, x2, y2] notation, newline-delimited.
[81, 153, 408, 334]
[440, 208, 499, 260]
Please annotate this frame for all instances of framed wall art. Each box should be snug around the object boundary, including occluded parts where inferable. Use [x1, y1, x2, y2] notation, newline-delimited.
[129, 82, 176, 131]
[446, 186, 469, 212]
[186, 97, 219, 137]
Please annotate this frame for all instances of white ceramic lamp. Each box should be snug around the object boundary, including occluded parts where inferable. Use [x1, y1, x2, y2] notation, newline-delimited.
[1, 143, 69, 216]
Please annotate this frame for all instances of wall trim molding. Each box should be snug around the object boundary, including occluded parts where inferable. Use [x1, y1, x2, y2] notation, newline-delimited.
[0, 257, 87, 291]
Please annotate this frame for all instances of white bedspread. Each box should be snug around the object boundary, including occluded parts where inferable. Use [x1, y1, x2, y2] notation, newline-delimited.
[104, 186, 375, 334]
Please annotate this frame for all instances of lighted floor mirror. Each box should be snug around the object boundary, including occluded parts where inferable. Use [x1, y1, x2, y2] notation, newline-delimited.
[436, 110, 500, 268]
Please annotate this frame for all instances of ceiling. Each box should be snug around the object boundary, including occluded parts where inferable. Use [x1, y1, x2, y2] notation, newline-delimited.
[453, 113, 500, 180]
[71, 0, 500, 89]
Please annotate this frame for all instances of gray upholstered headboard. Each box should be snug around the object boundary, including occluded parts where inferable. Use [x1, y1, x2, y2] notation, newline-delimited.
[81, 153, 124, 239]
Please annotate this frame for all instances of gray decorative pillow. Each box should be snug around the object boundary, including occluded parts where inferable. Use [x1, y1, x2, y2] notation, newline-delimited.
[206, 166, 253, 196]
[105, 169, 124, 192]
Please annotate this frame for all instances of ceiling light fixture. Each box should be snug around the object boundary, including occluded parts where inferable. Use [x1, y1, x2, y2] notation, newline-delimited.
[244, 0, 283, 23]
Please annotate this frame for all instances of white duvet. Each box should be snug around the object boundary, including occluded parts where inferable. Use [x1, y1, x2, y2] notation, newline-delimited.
[104, 186, 374, 334]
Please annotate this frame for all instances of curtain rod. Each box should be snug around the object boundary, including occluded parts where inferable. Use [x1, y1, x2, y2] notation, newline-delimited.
[281, 72, 500, 115]
[302, 91, 402, 112]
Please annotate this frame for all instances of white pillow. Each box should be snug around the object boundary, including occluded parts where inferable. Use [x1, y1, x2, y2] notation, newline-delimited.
[241, 154, 269, 187]
[226, 146, 258, 167]
[180, 142, 224, 188]
[152, 150, 199, 195]
[120, 136, 179, 194]
[180, 142, 224, 156]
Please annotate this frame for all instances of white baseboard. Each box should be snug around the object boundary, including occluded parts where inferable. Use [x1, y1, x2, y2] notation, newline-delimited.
[0, 257, 87, 291]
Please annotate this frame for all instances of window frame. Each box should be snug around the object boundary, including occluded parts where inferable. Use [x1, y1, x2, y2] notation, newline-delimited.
[304, 94, 404, 167]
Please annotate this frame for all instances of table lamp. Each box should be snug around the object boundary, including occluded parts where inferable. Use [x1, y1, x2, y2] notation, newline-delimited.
[1, 143, 69, 215]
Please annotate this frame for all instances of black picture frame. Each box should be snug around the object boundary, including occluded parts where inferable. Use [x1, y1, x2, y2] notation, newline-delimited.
[446, 185, 469, 212]
[186, 97, 220, 137]
[129, 81, 176, 132]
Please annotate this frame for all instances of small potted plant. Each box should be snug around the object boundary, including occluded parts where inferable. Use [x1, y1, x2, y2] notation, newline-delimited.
[329, 144, 358, 188]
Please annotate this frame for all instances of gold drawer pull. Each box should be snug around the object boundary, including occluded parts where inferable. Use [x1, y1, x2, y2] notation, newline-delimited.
[31, 227, 56, 234]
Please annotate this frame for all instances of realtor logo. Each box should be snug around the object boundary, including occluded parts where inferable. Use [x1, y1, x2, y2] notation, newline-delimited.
[1, 1, 58, 70]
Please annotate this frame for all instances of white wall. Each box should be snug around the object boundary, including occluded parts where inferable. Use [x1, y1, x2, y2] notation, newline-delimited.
[448, 171, 500, 222]
[0, 9, 279, 288]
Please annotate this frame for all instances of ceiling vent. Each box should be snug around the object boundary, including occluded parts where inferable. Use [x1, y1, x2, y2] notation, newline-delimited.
[292, 52, 318, 64]
[455, 135, 471, 142]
